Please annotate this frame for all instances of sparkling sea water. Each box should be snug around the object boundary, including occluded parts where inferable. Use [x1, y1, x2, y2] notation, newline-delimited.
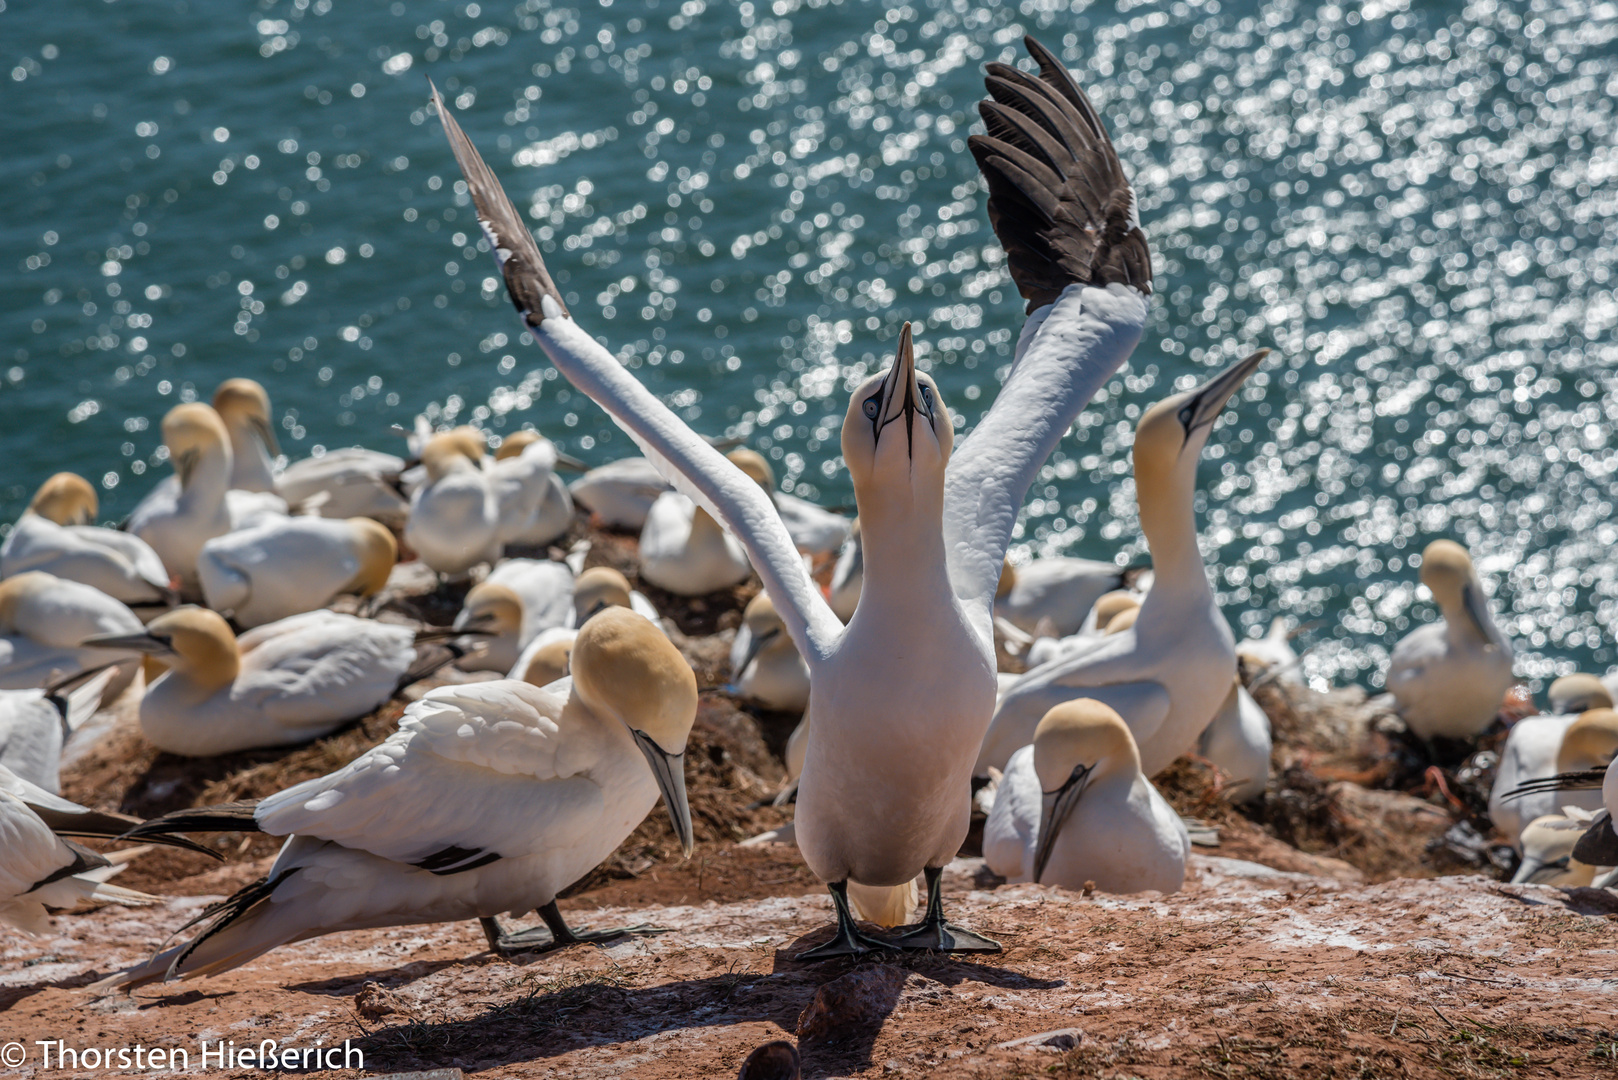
[3, 0, 1615, 689]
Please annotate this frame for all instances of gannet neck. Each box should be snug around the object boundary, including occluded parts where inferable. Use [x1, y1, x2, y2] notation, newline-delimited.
[344, 519, 398, 597]
[161, 404, 233, 507]
[29, 473, 97, 526]
[689, 504, 727, 545]
[1558, 708, 1618, 773]
[0, 572, 52, 634]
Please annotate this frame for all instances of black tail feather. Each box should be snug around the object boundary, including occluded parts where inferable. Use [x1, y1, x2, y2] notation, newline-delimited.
[120, 801, 261, 845]
[1501, 767, 1608, 801]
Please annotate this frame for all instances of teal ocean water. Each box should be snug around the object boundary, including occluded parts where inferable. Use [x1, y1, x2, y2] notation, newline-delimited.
[3, 0, 1615, 688]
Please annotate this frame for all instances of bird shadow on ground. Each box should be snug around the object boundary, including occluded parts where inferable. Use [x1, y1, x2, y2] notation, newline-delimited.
[343, 942, 1058, 1076]
[287, 956, 483, 998]
[0, 967, 111, 1013]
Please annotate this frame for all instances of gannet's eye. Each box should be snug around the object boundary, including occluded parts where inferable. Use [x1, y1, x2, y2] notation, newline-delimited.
[1177, 403, 1195, 430]
[920, 384, 935, 412]
[862, 395, 881, 420]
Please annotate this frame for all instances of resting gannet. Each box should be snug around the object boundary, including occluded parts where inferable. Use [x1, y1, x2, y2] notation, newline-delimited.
[827, 518, 862, 622]
[978, 349, 1265, 779]
[0, 762, 215, 934]
[507, 566, 658, 679]
[213, 379, 280, 493]
[405, 429, 501, 575]
[569, 456, 672, 530]
[103, 608, 697, 984]
[730, 592, 810, 713]
[1024, 588, 1143, 667]
[1490, 706, 1618, 850]
[1544, 672, 1612, 715]
[1511, 809, 1606, 886]
[995, 557, 1127, 638]
[516, 630, 575, 686]
[495, 431, 575, 547]
[432, 33, 1150, 956]
[454, 559, 575, 673]
[0, 572, 143, 694]
[82, 607, 469, 756]
[1236, 617, 1303, 687]
[0, 667, 114, 792]
[275, 447, 410, 528]
[197, 517, 397, 629]
[982, 699, 1187, 893]
[639, 488, 755, 597]
[1386, 540, 1515, 742]
[1, 473, 174, 609]
[728, 448, 851, 563]
[1198, 678, 1272, 803]
[128, 404, 237, 595]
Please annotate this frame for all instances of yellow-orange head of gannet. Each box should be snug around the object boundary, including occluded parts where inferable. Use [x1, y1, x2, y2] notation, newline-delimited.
[28, 473, 98, 526]
[1031, 698, 1142, 883]
[83, 606, 240, 695]
[455, 581, 523, 636]
[1556, 708, 1618, 774]
[573, 566, 635, 624]
[726, 448, 777, 492]
[421, 429, 486, 482]
[1548, 673, 1612, 716]
[213, 378, 279, 457]
[343, 518, 398, 598]
[162, 404, 232, 489]
[519, 636, 574, 687]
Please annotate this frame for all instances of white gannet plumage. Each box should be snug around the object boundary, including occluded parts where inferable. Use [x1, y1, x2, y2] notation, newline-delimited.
[639, 491, 753, 596]
[1511, 808, 1606, 886]
[82, 607, 460, 757]
[276, 447, 411, 528]
[1197, 677, 1272, 803]
[98, 608, 697, 986]
[0, 667, 115, 792]
[568, 456, 673, 531]
[494, 431, 575, 547]
[1386, 539, 1515, 741]
[730, 592, 810, 713]
[1490, 705, 1617, 850]
[827, 518, 863, 622]
[982, 699, 1187, 893]
[995, 557, 1126, 639]
[454, 558, 576, 673]
[431, 33, 1149, 956]
[404, 428, 501, 575]
[213, 378, 281, 494]
[1, 473, 174, 609]
[128, 403, 237, 596]
[197, 516, 397, 629]
[1023, 587, 1141, 667]
[977, 348, 1265, 780]
[0, 572, 142, 694]
[1236, 616, 1303, 687]
[727, 448, 850, 564]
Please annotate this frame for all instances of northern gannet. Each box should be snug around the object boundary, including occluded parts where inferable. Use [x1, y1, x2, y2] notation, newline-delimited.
[494, 431, 575, 547]
[982, 699, 1187, 893]
[995, 557, 1127, 638]
[82, 607, 470, 756]
[275, 447, 410, 528]
[0, 762, 215, 934]
[213, 378, 280, 494]
[516, 631, 574, 686]
[1236, 617, 1304, 687]
[1490, 705, 1618, 850]
[102, 608, 697, 984]
[568, 456, 672, 531]
[0, 667, 114, 792]
[128, 404, 236, 596]
[453, 558, 575, 673]
[728, 448, 851, 564]
[1547, 672, 1614, 715]
[730, 592, 810, 713]
[1386, 540, 1515, 742]
[1511, 809, 1606, 886]
[977, 349, 1265, 779]
[0, 572, 143, 694]
[1197, 677, 1272, 803]
[571, 566, 661, 627]
[1, 473, 174, 609]
[638, 487, 755, 596]
[197, 516, 397, 629]
[1023, 588, 1143, 667]
[431, 33, 1150, 956]
[404, 429, 500, 575]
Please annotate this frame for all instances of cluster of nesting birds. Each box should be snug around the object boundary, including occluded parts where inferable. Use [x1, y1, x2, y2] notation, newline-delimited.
[3, 37, 1613, 999]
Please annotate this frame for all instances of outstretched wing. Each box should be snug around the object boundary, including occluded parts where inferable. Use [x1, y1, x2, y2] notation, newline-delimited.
[944, 36, 1152, 643]
[430, 82, 842, 665]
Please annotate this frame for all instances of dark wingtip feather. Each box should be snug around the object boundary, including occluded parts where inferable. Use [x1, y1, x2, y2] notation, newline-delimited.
[1572, 811, 1618, 866]
[428, 79, 569, 326]
[972, 36, 1152, 312]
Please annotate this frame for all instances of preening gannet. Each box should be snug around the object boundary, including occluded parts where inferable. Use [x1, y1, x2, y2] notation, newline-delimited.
[213, 378, 280, 494]
[568, 456, 672, 531]
[197, 517, 397, 629]
[0, 572, 143, 694]
[639, 488, 755, 597]
[1490, 706, 1618, 850]
[1, 473, 174, 609]
[128, 404, 237, 595]
[454, 559, 575, 673]
[827, 518, 862, 622]
[494, 431, 575, 547]
[103, 608, 697, 985]
[1198, 678, 1272, 803]
[730, 592, 810, 713]
[82, 607, 469, 756]
[0, 762, 215, 934]
[978, 349, 1265, 779]
[995, 557, 1127, 638]
[1386, 540, 1515, 741]
[275, 447, 410, 528]
[432, 32, 1150, 956]
[982, 699, 1187, 893]
[404, 429, 500, 575]
[1511, 809, 1605, 886]
[0, 667, 114, 792]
